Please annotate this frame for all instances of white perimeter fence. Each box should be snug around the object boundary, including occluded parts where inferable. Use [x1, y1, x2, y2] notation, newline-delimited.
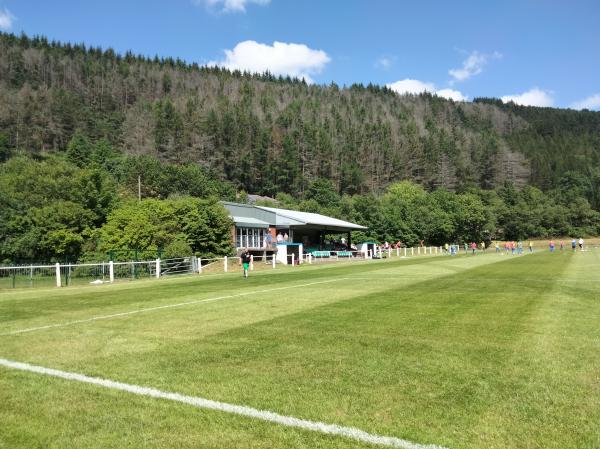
[0, 246, 458, 289]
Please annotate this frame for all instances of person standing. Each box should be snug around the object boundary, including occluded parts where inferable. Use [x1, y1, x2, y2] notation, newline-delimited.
[240, 248, 252, 279]
[571, 239, 577, 252]
[579, 237, 584, 251]
[529, 241, 534, 253]
[549, 240, 555, 253]
[470, 242, 477, 254]
[265, 232, 273, 249]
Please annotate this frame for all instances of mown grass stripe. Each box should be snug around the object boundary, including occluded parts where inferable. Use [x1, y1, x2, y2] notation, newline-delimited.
[0, 358, 449, 449]
[0, 278, 350, 336]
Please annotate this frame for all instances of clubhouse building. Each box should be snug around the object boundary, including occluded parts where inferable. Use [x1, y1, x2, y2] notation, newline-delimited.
[221, 202, 367, 263]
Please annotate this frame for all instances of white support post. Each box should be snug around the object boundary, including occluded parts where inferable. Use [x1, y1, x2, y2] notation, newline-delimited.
[411, 247, 414, 256]
[155, 259, 160, 278]
[250, 255, 254, 271]
[308, 254, 312, 264]
[291, 253, 295, 266]
[396, 247, 400, 257]
[55, 262, 61, 288]
[418, 246, 421, 255]
[109, 261, 114, 283]
[198, 257, 202, 274]
[272, 254, 276, 269]
[388, 247, 392, 258]
[224, 256, 228, 273]
[404, 247, 407, 257]
[429, 246, 432, 255]
[435, 246, 438, 255]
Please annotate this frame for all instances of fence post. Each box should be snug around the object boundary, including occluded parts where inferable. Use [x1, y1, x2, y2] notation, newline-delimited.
[198, 257, 202, 274]
[404, 247, 407, 257]
[388, 247, 392, 258]
[308, 254, 312, 264]
[155, 259, 160, 278]
[55, 262, 61, 288]
[272, 254, 276, 269]
[411, 247, 414, 256]
[109, 261, 114, 283]
[396, 247, 399, 257]
[418, 246, 421, 255]
[224, 256, 228, 273]
[291, 253, 295, 266]
[250, 255, 254, 271]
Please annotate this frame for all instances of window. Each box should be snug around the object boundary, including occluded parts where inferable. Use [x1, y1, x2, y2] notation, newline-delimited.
[236, 227, 267, 248]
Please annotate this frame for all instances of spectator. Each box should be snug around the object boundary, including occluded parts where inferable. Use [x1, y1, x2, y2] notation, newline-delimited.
[265, 233, 273, 249]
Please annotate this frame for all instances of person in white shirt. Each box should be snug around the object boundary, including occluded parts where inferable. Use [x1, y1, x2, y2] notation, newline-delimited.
[578, 238, 584, 250]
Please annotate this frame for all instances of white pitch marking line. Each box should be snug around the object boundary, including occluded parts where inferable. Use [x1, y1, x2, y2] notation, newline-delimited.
[0, 358, 449, 449]
[1, 278, 350, 336]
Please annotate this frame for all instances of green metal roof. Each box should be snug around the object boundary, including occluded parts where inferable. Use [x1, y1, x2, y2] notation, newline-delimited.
[231, 216, 270, 228]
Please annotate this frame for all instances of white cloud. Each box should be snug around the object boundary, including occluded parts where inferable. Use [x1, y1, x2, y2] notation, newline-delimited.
[0, 8, 16, 31]
[501, 88, 554, 107]
[435, 88, 468, 102]
[570, 93, 600, 110]
[200, 0, 270, 13]
[387, 78, 435, 95]
[448, 50, 502, 84]
[387, 78, 467, 101]
[375, 56, 395, 70]
[208, 40, 330, 83]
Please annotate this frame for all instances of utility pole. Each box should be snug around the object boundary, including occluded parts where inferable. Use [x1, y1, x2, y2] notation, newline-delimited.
[138, 175, 141, 202]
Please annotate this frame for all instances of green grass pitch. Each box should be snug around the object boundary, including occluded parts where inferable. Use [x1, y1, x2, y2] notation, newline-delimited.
[1, 251, 599, 449]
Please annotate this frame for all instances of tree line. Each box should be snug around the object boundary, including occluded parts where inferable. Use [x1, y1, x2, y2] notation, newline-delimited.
[1, 137, 598, 263]
[1, 31, 599, 202]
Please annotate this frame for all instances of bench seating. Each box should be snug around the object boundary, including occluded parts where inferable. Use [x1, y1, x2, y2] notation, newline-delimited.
[336, 251, 353, 257]
[311, 251, 331, 257]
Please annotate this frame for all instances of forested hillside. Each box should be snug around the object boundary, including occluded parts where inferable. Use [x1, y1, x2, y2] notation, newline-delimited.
[2, 32, 599, 197]
[1, 32, 600, 263]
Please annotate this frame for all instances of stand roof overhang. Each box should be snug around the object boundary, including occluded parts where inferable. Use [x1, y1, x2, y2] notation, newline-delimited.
[222, 202, 367, 232]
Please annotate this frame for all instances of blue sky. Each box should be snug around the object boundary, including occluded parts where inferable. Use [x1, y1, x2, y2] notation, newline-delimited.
[1, 0, 599, 109]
